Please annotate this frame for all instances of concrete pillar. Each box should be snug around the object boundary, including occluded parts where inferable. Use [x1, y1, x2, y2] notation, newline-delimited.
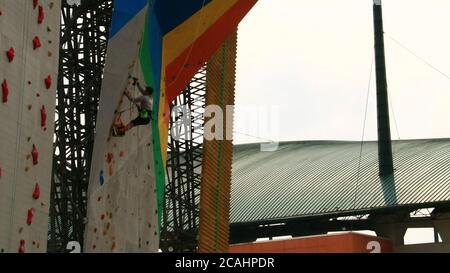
[433, 212, 450, 243]
[371, 213, 408, 247]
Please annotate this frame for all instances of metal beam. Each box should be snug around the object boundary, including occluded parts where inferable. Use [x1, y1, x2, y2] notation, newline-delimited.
[373, 0, 394, 177]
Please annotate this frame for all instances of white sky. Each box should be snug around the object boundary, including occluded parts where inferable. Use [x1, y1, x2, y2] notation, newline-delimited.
[234, 0, 450, 144]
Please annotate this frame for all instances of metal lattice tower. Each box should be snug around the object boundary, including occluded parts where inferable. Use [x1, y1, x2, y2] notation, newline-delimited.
[48, 0, 113, 252]
[161, 66, 207, 252]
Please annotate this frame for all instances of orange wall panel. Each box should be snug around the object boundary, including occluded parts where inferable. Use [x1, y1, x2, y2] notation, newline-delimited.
[229, 233, 393, 253]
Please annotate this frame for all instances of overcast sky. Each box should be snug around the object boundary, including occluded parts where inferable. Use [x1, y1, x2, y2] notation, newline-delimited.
[234, 0, 450, 144]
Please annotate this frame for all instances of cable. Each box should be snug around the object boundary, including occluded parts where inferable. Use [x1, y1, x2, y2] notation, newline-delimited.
[386, 33, 450, 81]
[388, 89, 401, 140]
[350, 54, 374, 232]
[233, 131, 275, 143]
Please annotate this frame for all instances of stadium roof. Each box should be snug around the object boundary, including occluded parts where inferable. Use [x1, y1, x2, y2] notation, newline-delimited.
[230, 138, 450, 224]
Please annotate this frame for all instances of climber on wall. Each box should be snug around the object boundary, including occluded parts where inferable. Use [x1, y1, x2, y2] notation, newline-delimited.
[114, 78, 153, 136]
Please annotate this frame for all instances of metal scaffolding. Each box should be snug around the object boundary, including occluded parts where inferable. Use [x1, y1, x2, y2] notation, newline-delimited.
[48, 0, 113, 252]
[161, 66, 207, 252]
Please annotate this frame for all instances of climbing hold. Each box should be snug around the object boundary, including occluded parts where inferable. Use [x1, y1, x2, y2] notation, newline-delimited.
[25, 167, 29, 172]
[18, 240, 25, 253]
[49, 2, 54, 9]
[27, 137, 31, 142]
[31, 144, 38, 165]
[108, 164, 113, 176]
[106, 153, 113, 163]
[0, 167, 2, 179]
[6, 47, 15, 62]
[28, 81, 32, 85]
[27, 208, 35, 225]
[33, 0, 38, 9]
[101, 214, 105, 220]
[111, 241, 116, 251]
[48, 51, 52, 57]
[92, 245, 96, 250]
[97, 196, 101, 202]
[33, 36, 41, 50]
[46, 26, 51, 32]
[27, 104, 32, 111]
[44, 75, 52, 89]
[38, 5, 44, 24]
[119, 151, 124, 157]
[40, 105, 47, 128]
[32, 183, 40, 200]
[99, 170, 104, 186]
[1, 80, 8, 103]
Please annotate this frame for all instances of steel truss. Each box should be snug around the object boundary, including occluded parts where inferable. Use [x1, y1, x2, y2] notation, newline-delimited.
[161, 66, 207, 252]
[48, 0, 113, 252]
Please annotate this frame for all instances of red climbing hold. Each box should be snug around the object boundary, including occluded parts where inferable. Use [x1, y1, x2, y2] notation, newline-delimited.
[38, 6, 44, 24]
[44, 75, 52, 89]
[40, 105, 47, 128]
[106, 153, 113, 163]
[18, 240, 25, 253]
[32, 183, 40, 200]
[31, 144, 38, 165]
[7, 47, 15, 62]
[27, 208, 35, 225]
[33, 0, 39, 9]
[33, 36, 41, 50]
[2, 80, 8, 103]
[0, 167, 2, 178]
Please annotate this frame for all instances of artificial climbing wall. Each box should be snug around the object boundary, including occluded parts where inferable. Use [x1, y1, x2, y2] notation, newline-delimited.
[0, 0, 60, 253]
[198, 32, 237, 253]
[84, 3, 159, 252]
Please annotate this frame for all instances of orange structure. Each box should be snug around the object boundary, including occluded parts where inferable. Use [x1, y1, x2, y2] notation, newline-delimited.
[229, 232, 393, 253]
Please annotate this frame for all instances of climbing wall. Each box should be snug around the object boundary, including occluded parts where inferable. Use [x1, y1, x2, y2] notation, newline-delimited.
[198, 32, 237, 253]
[84, 2, 159, 253]
[0, 0, 60, 253]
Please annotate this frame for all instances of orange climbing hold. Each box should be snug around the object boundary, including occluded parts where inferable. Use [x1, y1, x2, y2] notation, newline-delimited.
[31, 144, 38, 165]
[6, 47, 15, 62]
[27, 208, 35, 225]
[38, 5, 44, 24]
[40, 105, 47, 127]
[33, 36, 41, 50]
[32, 183, 40, 200]
[2, 80, 8, 103]
[18, 240, 25, 253]
[44, 75, 52, 89]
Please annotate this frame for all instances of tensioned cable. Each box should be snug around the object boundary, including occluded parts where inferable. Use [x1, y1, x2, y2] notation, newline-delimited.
[386, 33, 450, 81]
[350, 54, 374, 232]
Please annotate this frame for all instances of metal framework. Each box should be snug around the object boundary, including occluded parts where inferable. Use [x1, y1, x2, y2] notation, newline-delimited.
[48, 0, 113, 252]
[161, 66, 207, 252]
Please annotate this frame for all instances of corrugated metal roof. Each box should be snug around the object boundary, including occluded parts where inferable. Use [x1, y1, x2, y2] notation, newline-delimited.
[230, 139, 450, 224]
